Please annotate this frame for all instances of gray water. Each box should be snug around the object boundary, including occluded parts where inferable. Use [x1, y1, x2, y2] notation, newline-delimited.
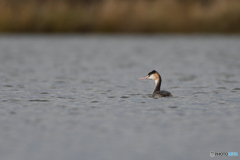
[0, 35, 240, 160]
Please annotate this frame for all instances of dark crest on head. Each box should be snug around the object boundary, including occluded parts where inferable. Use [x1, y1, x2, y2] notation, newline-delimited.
[148, 70, 157, 76]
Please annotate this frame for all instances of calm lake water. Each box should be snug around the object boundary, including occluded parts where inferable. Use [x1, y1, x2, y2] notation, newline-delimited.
[0, 35, 240, 160]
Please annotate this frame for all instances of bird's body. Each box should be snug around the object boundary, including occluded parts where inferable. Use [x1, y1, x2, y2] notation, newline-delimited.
[152, 90, 172, 98]
[139, 70, 172, 98]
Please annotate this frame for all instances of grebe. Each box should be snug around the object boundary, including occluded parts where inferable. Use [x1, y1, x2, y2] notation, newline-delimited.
[139, 70, 172, 98]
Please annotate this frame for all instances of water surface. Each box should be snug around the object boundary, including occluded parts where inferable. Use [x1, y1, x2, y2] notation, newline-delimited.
[0, 35, 240, 160]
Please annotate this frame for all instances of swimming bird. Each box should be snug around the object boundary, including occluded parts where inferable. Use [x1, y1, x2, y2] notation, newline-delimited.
[139, 70, 172, 98]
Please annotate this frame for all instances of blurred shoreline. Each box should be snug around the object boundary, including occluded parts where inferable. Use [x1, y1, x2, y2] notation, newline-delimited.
[0, 0, 240, 33]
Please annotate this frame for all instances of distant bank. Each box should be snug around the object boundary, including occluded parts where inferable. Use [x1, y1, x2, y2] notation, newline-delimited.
[0, 0, 240, 33]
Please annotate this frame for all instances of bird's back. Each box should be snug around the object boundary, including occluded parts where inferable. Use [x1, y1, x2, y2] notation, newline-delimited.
[152, 90, 172, 98]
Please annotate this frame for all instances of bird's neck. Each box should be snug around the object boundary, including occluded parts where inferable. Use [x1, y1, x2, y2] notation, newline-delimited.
[153, 76, 161, 94]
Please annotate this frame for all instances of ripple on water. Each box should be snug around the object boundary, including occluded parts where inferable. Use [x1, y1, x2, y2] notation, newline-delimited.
[130, 94, 142, 96]
[68, 111, 80, 115]
[217, 87, 227, 89]
[233, 88, 240, 90]
[221, 80, 239, 83]
[193, 92, 208, 94]
[121, 96, 129, 98]
[40, 92, 49, 94]
[90, 106, 100, 109]
[29, 99, 50, 102]
[117, 86, 125, 88]
[15, 85, 24, 89]
[148, 108, 165, 112]
[3, 85, 13, 87]
[55, 80, 65, 84]
[191, 86, 208, 89]
[57, 105, 68, 108]
[2, 99, 20, 102]
[141, 94, 151, 98]
[57, 96, 75, 100]
[9, 111, 16, 114]
[179, 75, 196, 81]
[168, 106, 178, 109]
